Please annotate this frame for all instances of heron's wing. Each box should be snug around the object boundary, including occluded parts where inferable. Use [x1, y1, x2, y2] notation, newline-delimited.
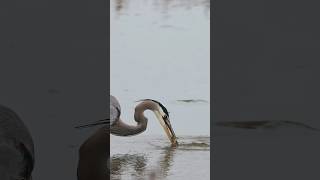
[110, 95, 121, 125]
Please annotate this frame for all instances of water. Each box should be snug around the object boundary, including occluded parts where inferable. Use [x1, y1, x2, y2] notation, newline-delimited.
[110, 0, 210, 135]
[110, 0, 210, 179]
[111, 135, 210, 180]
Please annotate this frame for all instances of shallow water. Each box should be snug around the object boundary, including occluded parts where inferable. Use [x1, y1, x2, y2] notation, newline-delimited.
[110, 0, 210, 136]
[111, 135, 210, 180]
[110, 0, 210, 179]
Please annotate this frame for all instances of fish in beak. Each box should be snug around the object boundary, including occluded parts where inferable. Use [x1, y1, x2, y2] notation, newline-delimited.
[160, 114, 178, 146]
[138, 99, 178, 146]
[145, 100, 178, 146]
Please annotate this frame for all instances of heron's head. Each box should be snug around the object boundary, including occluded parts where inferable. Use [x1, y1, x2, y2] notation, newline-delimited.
[139, 99, 178, 146]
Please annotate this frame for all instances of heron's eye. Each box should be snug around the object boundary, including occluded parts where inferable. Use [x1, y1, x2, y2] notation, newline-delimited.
[163, 115, 168, 120]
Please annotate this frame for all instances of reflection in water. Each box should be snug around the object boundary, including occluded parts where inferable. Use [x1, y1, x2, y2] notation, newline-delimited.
[111, 147, 176, 180]
[153, 147, 176, 178]
[111, 136, 210, 179]
[176, 99, 208, 103]
[111, 140, 210, 179]
[111, 154, 147, 178]
[115, 0, 125, 13]
[112, 0, 210, 16]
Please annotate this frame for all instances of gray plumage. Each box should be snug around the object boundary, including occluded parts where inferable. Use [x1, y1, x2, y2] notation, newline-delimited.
[109, 95, 178, 144]
[110, 95, 120, 126]
[76, 95, 178, 180]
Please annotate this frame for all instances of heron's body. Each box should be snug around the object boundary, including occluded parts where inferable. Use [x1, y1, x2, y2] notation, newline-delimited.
[0, 105, 34, 180]
[77, 95, 177, 180]
[110, 95, 120, 126]
[77, 126, 109, 180]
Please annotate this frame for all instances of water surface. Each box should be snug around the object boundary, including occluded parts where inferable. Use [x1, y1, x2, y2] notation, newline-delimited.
[110, 0, 210, 135]
[110, 1, 210, 179]
[111, 135, 210, 180]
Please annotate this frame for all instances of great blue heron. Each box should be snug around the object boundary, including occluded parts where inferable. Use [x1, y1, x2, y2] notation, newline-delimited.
[110, 95, 178, 145]
[77, 95, 178, 144]
[0, 105, 34, 180]
[76, 95, 178, 180]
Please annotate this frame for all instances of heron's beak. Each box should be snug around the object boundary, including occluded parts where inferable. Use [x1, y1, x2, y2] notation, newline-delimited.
[163, 117, 178, 146]
[155, 112, 178, 146]
[75, 119, 109, 129]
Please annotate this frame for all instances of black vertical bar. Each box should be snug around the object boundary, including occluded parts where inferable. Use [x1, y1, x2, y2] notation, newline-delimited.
[0, 0, 109, 179]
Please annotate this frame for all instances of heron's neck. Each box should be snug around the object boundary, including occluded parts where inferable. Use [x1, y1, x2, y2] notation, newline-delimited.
[111, 117, 147, 136]
[111, 101, 158, 136]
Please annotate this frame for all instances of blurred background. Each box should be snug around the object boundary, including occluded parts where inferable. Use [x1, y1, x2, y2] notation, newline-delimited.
[0, 1, 107, 179]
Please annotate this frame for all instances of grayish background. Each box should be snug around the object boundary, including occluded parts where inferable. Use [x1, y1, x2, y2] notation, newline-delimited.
[214, 0, 320, 179]
[214, 0, 320, 126]
[0, 1, 108, 179]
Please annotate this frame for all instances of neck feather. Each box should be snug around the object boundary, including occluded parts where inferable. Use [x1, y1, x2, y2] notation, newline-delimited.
[110, 101, 158, 136]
